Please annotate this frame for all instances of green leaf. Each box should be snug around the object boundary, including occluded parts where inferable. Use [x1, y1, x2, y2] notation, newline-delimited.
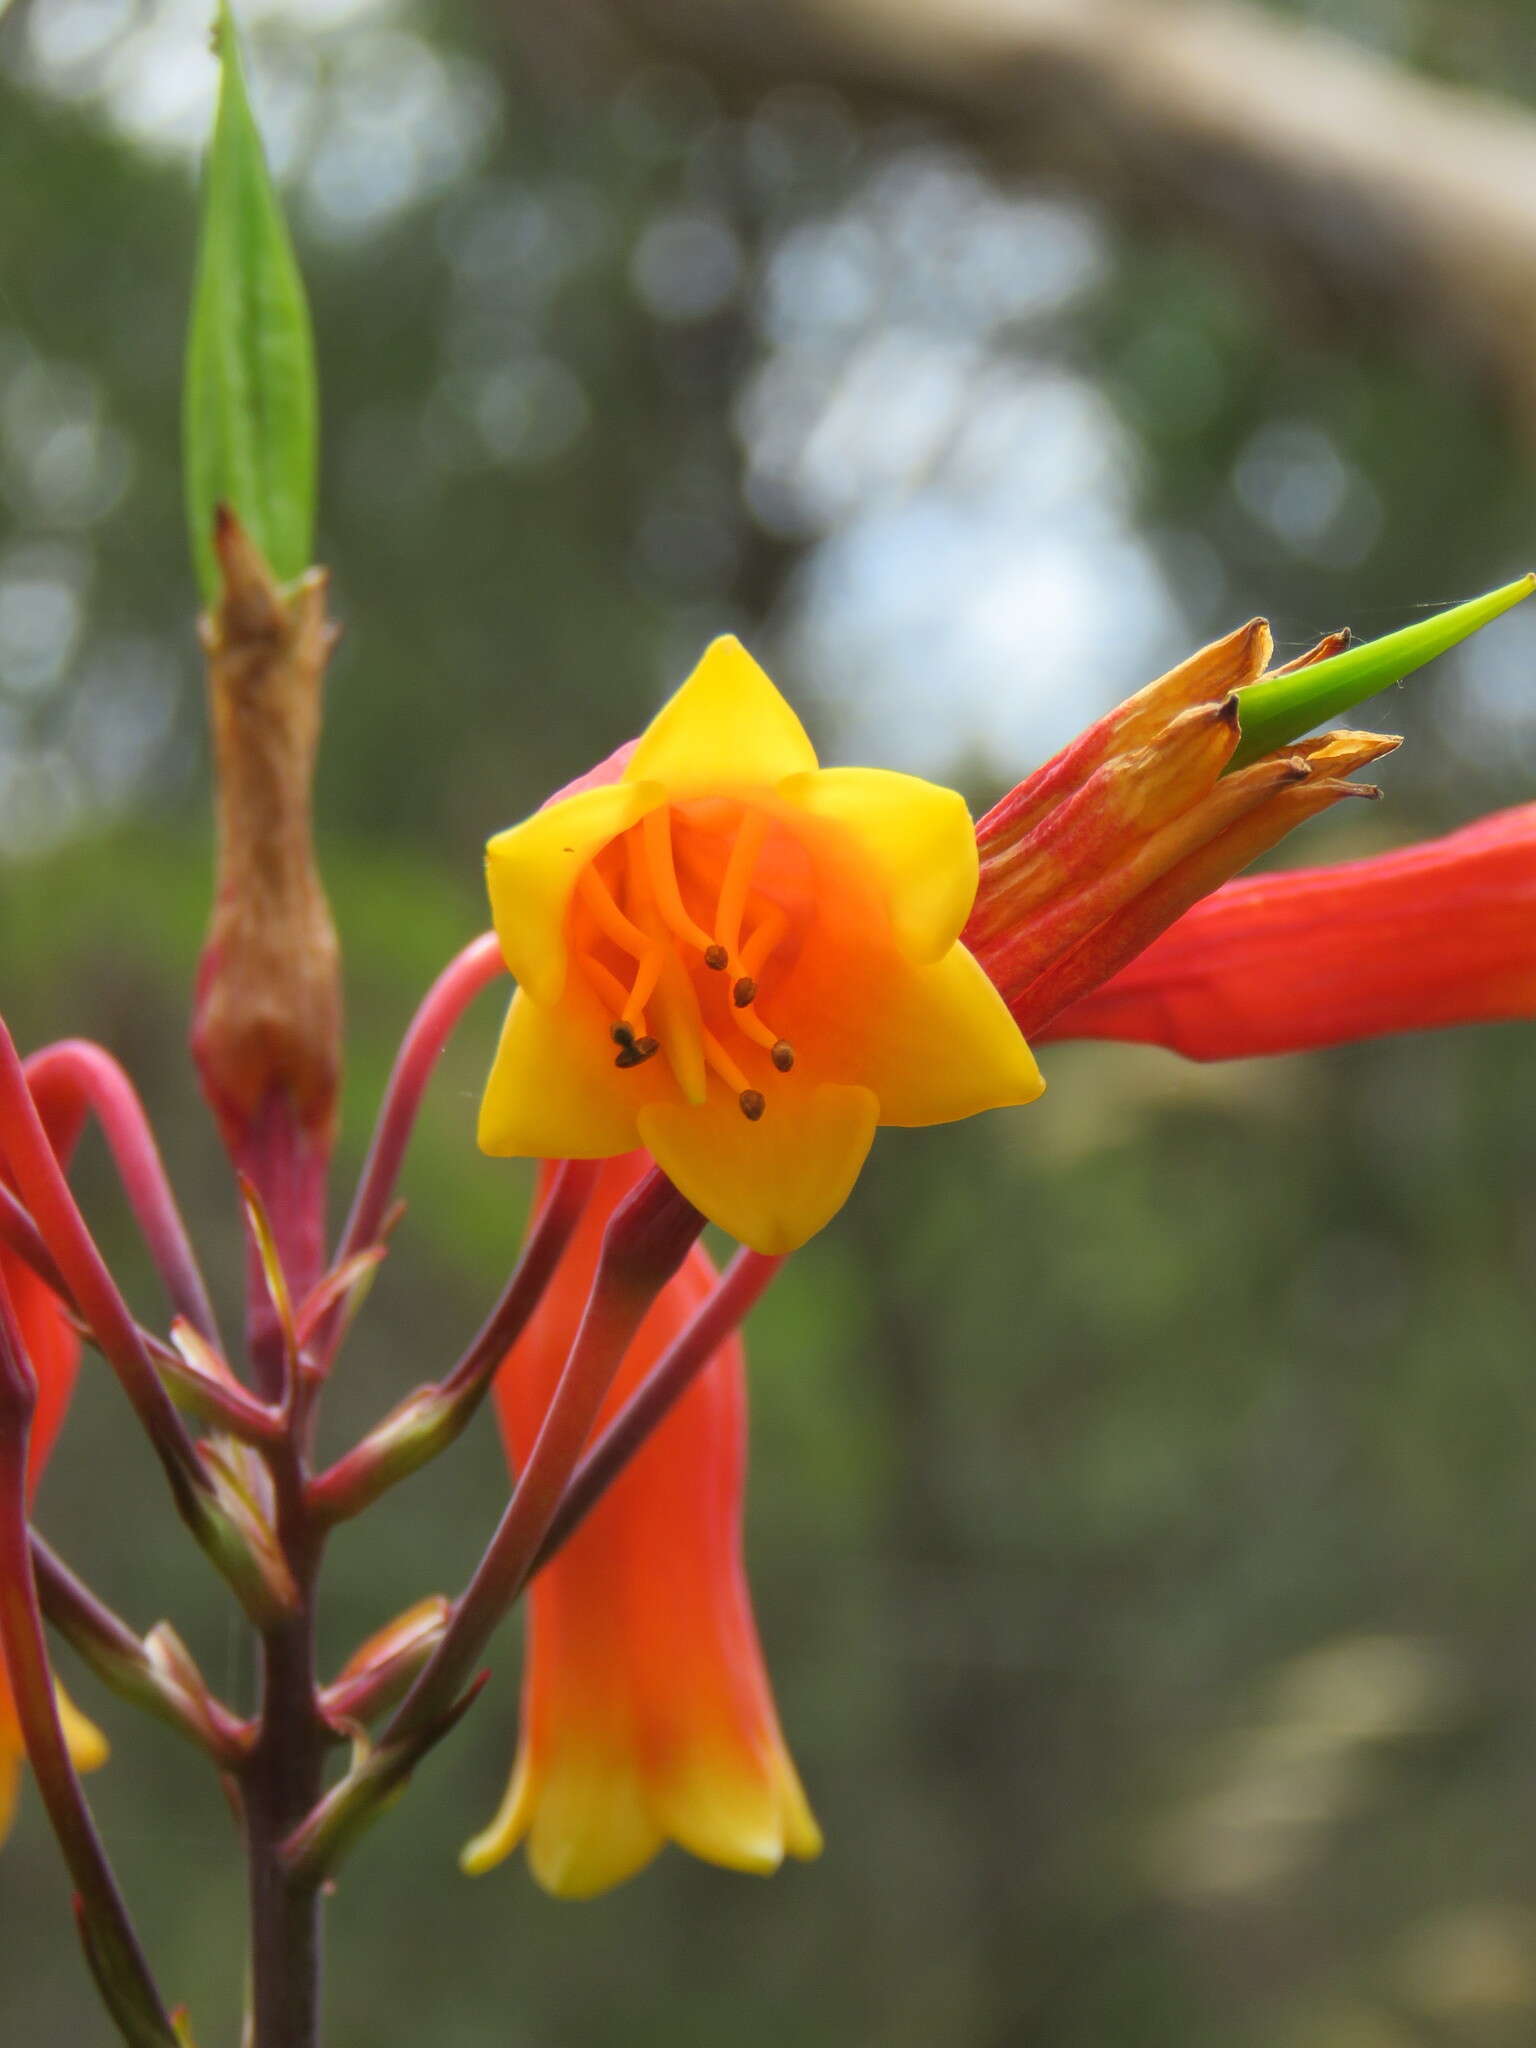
[1229, 573, 1535, 769]
[184, 1, 317, 600]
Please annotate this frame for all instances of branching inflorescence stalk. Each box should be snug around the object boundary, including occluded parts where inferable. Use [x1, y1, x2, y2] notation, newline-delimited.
[0, 1266, 181, 2048]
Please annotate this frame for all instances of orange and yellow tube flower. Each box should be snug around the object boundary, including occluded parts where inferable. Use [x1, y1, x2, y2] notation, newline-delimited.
[462, 1155, 819, 1898]
[477, 636, 1042, 1255]
[0, 1240, 107, 1845]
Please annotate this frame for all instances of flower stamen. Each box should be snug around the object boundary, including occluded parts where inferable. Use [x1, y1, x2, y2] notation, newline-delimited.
[715, 810, 768, 958]
[729, 999, 787, 1056]
[737, 903, 788, 980]
[701, 1027, 752, 1098]
[643, 807, 718, 957]
[577, 864, 651, 964]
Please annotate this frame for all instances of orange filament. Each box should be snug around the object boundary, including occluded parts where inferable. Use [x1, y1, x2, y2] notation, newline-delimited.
[737, 903, 788, 979]
[643, 807, 717, 955]
[729, 1002, 784, 1055]
[579, 953, 634, 1020]
[623, 943, 665, 1025]
[703, 1030, 767, 1121]
[577, 864, 652, 963]
[714, 810, 768, 958]
[701, 1027, 752, 1096]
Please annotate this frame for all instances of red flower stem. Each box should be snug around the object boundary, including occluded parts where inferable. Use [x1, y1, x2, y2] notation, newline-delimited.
[0, 1020, 209, 1522]
[30, 1531, 249, 1766]
[284, 1171, 704, 1880]
[0, 1266, 180, 2048]
[0, 1187, 273, 1442]
[307, 1156, 600, 1525]
[317, 931, 504, 1366]
[25, 1041, 223, 1347]
[0, 1177, 69, 1297]
[534, 1246, 783, 1572]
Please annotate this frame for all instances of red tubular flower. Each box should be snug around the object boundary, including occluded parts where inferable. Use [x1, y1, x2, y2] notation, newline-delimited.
[0, 1085, 107, 1845]
[1030, 802, 1536, 1059]
[462, 1154, 819, 1899]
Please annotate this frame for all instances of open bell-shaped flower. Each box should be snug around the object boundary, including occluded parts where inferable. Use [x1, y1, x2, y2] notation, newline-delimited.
[477, 638, 1042, 1254]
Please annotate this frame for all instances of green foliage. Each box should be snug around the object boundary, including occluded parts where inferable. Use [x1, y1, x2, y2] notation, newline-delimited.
[183, 1, 317, 597]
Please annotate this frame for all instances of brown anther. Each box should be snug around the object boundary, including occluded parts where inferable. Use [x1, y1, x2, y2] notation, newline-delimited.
[1214, 691, 1241, 729]
[732, 977, 757, 1008]
[738, 1089, 765, 1122]
[770, 1040, 795, 1073]
[614, 1035, 661, 1070]
[610, 1021, 636, 1049]
[703, 944, 729, 971]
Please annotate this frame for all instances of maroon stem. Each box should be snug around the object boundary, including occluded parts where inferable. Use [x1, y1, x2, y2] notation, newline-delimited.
[243, 1510, 325, 2048]
[237, 1094, 329, 1406]
[307, 1157, 599, 1524]
[0, 1178, 70, 1297]
[389, 1170, 704, 1736]
[30, 1531, 248, 1764]
[231, 1091, 331, 2048]
[285, 1172, 705, 1880]
[0, 1267, 179, 2047]
[25, 1041, 222, 1347]
[534, 1246, 782, 1571]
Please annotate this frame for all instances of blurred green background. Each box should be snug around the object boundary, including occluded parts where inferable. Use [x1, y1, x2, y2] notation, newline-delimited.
[2, 0, 1535, 2041]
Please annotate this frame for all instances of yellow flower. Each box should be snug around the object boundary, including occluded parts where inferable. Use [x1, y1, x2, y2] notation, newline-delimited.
[478, 638, 1043, 1253]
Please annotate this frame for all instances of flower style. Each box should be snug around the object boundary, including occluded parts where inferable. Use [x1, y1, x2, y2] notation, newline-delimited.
[477, 637, 1042, 1254]
[462, 1155, 819, 1898]
[0, 1128, 107, 1845]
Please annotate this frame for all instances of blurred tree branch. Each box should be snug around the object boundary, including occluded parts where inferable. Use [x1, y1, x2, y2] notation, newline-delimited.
[517, 0, 1536, 435]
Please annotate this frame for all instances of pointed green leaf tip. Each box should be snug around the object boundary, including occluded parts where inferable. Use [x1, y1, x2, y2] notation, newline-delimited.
[184, 1, 317, 600]
[1229, 573, 1536, 770]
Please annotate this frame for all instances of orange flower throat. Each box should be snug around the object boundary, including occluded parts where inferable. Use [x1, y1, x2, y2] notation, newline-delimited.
[569, 799, 808, 1123]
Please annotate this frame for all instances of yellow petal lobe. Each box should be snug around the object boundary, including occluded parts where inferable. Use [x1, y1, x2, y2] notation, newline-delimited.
[460, 1750, 665, 1900]
[638, 1083, 878, 1255]
[780, 764, 980, 964]
[57, 1682, 109, 1774]
[651, 1736, 823, 1875]
[866, 945, 1045, 1127]
[625, 637, 818, 795]
[486, 780, 661, 1004]
[479, 987, 645, 1159]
